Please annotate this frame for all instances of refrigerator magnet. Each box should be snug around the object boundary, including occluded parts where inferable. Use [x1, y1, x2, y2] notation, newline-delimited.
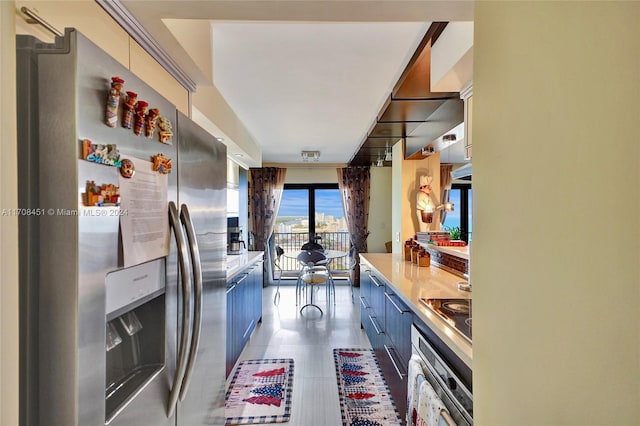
[121, 91, 137, 129]
[105, 76, 124, 128]
[145, 108, 160, 138]
[83, 180, 120, 207]
[133, 101, 148, 136]
[120, 159, 135, 179]
[82, 139, 122, 167]
[158, 116, 173, 144]
[151, 153, 172, 174]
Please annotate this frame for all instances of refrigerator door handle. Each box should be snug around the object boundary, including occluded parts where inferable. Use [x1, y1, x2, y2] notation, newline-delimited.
[178, 204, 204, 401]
[167, 202, 193, 417]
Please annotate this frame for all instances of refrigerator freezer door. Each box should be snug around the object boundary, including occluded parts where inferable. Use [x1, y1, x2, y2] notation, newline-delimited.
[175, 112, 227, 425]
[17, 29, 177, 426]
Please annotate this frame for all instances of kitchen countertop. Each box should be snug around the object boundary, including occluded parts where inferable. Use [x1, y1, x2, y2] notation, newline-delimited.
[226, 251, 264, 280]
[360, 253, 472, 368]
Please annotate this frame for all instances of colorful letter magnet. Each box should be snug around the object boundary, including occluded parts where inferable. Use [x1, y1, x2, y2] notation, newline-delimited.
[82, 139, 122, 167]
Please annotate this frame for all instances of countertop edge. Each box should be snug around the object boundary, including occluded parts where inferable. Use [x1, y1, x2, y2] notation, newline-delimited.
[226, 251, 264, 281]
[360, 253, 473, 368]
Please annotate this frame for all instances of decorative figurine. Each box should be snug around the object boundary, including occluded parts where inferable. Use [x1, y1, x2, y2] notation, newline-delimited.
[84, 180, 120, 206]
[121, 91, 138, 129]
[82, 139, 122, 167]
[119, 159, 136, 179]
[133, 100, 148, 136]
[145, 108, 160, 138]
[151, 153, 172, 174]
[416, 175, 435, 232]
[105, 76, 124, 128]
[158, 116, 173, 144]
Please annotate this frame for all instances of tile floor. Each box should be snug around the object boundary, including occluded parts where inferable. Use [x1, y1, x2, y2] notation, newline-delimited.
[230, 283, 371, 426]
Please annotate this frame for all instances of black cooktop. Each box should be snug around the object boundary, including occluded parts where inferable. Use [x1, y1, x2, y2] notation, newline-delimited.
[420, 298, 472, 342]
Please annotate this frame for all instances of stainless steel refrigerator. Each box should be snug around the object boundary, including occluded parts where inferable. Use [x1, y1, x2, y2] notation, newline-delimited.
[17, 29, 226, 426]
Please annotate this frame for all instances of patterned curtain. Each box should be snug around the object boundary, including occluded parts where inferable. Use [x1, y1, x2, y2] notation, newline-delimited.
[440, 164, 453, 225]
[248, 168, 287, 251]
[337, 167, 370, 286]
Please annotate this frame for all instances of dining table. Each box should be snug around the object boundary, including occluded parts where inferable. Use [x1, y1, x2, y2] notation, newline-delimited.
[283, 249, 349, 313]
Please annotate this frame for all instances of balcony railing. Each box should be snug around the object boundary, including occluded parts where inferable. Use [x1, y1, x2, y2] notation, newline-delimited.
[271, 231, 351, 278]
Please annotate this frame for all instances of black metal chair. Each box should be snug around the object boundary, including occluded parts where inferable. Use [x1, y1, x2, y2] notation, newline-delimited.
[272, 245, 286, 304]
[301, 240, 323, 251]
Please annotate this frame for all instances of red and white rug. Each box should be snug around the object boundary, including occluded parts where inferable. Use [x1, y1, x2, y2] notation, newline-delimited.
[333, 348, 402, 426]
[225, 359, 294, 425]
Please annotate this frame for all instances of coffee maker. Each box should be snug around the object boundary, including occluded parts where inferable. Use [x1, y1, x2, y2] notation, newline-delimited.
[227, 217, 246, 255]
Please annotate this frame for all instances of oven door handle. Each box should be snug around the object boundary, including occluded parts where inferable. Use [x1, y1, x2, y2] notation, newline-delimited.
[167, 202, 192, 417]
[178, 204, 203, 402]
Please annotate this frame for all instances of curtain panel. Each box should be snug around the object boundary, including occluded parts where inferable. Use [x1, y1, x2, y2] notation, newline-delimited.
[337, 167, 370, 286]
[440, 164, 453, 225]
[248, 167, 287, 251]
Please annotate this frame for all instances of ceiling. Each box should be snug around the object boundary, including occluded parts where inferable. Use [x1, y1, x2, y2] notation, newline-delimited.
[117, 1, 474, 167]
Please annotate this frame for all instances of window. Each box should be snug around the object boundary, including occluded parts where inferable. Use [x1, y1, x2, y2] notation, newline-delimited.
[274, 183, 349, 253]
[443, 183, 472, 242]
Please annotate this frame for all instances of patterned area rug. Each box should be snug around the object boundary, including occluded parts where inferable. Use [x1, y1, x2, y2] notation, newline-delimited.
[225, 359, 294, 425]
[333, 349, 402, 426]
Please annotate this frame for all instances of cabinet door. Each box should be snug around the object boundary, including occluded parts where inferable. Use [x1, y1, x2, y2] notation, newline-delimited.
[235, 272, 253, 347]
[368, 272, 387, 350]
[359, 264, 371, 329]
[252, 261, 263, 325]
[384, 288, 414, 366]
[225, 282, 237, 377]
[369, 273, 386, 325]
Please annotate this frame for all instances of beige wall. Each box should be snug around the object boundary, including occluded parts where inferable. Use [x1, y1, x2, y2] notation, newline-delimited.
[473, 2, 640, 425]
[15, 0, 189, 113]
[368, 167, 392, 253]
[391, 143, 443, 252]
[1, 2, 19, 425]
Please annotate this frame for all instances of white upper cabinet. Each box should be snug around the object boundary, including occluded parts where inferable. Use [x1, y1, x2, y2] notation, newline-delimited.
[430, 22, 474, 93]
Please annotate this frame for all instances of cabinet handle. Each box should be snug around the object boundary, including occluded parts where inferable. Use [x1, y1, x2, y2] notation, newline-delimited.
[360, 296, 370, 310]
[235, 273, 249, 285]
[226, 283, 237, 295]
[368, 315, 382, 335]
[385, 292, 410, 314]
[370, 275, 383, 288]
[384, 345, 407, 380]
[242, 320, 255, 339]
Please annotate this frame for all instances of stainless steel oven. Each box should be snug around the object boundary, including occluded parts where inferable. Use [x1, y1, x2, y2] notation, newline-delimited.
[411, 325, 473, 425]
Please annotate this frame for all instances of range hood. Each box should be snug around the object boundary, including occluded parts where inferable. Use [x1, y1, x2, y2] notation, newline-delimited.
[349, 22, 463, 166]
[451, 162, 472, 180]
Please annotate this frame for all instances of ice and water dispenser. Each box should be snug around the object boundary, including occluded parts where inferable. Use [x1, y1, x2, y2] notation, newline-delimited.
[105, 259, 165, 422]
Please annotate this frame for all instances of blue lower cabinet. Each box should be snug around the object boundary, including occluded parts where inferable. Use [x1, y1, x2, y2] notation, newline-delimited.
[360, 269, 413, 422]
[226, 259, 264, 377]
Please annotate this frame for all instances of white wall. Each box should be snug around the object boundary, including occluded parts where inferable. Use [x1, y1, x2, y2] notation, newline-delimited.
[1, 2, 19, 425]
[473, 2, 640, 424]
[284, 167, 341, 184]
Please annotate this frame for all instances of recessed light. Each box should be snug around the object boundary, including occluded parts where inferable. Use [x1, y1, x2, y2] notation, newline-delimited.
[235, 153, 243, 157]
[216, 137, 225, 142]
